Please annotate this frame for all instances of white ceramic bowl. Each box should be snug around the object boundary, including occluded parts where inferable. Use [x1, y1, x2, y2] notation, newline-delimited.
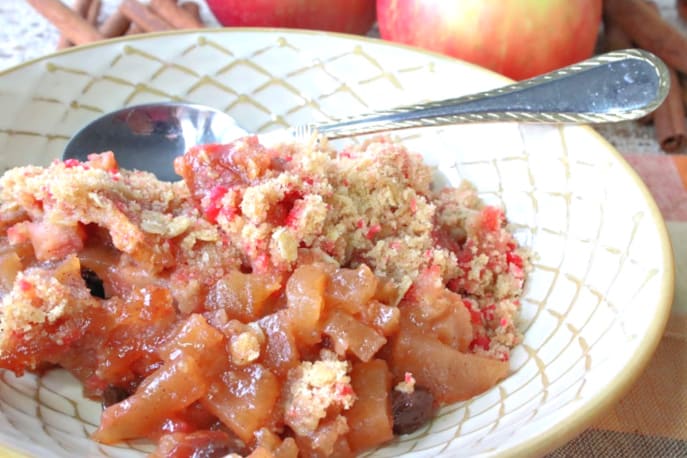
[0, 29, 674, 458]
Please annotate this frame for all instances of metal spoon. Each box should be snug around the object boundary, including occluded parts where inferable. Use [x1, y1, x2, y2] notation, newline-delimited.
[63, 49, 669, 181]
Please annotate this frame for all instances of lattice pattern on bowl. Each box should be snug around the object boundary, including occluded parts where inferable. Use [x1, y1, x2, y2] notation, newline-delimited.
[0, 30, 673, 458]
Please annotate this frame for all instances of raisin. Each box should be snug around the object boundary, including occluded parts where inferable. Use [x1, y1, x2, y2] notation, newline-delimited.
[391, 386, 434, 435]
[450, 226, 468, 246]
[101, 385, 130, 408]
[80, 267, 106, 299]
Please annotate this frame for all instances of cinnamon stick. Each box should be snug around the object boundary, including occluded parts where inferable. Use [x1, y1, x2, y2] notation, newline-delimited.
[678, 0, 687, 22]
[56, 37, 71, 50]
[126, 22, 145, 36]
[99, 10, 131, 38]
[120, 0, 174, 32]
[653, 67, 686, 152]
[634, 1, 658, 127]
[180, 2, 201, 23]
[602, 2, 654, 124]
[603, 0, 687, 75]
[645, 1, 660, 14]
[56, 0, 92, 49]
[28, 0, 104, 46]
[637, 113, 654, 126]
[602, 12, 632, 51]
[86, 0, 101, 26]
[679, 73, 687, 114]
[150, 0, 204, 29]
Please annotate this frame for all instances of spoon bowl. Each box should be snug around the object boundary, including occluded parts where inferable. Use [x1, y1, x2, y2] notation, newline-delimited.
[63, 49, 669, 180]
[64, 103, 248, 181]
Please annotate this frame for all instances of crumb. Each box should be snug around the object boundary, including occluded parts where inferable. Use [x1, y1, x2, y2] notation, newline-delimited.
[229, 328, 264, 366]
[394, 372, 416, 394]
[283, 350, 355, 436]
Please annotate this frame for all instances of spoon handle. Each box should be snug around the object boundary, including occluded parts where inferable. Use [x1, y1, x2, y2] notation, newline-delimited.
[298, 49, 669, 140]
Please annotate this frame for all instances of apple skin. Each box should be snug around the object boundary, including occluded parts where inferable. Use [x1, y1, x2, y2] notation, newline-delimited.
[206, 0, 377, 35]
[377, 0, 602, 80]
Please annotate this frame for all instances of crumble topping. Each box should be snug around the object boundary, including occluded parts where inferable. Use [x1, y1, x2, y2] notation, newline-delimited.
[283, 350, 355, 436]
[229, 326, 265, 366]
[394, 372, 417, 394]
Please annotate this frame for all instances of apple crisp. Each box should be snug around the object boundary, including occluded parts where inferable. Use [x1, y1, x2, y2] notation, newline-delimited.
[0, 136, 527, 457]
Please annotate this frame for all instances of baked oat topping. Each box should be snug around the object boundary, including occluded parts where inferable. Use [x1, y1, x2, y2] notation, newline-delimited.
[283, 350, 355, 436]
[394, 372, 417, 394]
[229, 326, 264, 366]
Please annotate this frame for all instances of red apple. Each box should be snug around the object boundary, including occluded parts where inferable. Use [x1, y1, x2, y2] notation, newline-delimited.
[207, 0, 377, 35]
[377, 0, 602, 80]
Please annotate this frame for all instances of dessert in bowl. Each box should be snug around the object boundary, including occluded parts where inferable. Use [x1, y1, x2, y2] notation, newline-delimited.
[0, 29, 673, 457]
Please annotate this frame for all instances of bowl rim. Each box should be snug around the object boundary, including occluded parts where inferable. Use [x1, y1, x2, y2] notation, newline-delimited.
[501, 126, 675, 458]
[0, 27, 675, 458]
